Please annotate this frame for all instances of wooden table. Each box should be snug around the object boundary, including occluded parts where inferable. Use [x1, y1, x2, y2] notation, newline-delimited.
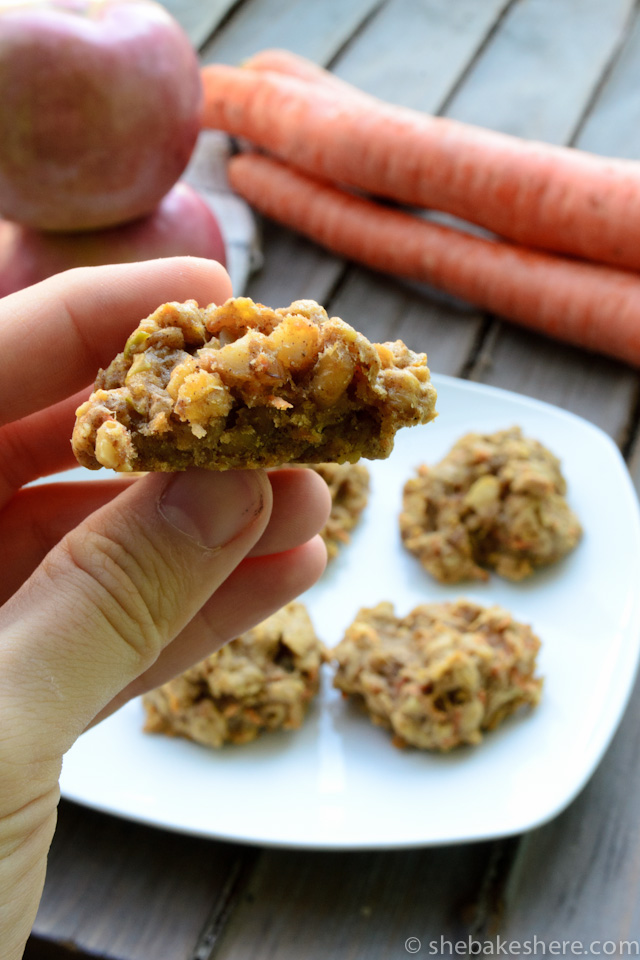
[27, 1, 640, 956]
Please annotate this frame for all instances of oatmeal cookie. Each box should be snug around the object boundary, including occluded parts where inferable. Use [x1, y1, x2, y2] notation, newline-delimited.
[399, 426, 581, 583]
[143, 602, 322, 748]
[310, 462, 370, 559]
[329, 599, 542, 751]
[72, 297, 437, 472]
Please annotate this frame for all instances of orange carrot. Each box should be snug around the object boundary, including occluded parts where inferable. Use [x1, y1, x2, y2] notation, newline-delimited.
[229, 151, 640, 367]
[243, 48, 368, 99]
[203, 62, 640, 272]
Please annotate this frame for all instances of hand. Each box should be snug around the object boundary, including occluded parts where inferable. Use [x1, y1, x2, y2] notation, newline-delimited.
[0, 258, 330, 959]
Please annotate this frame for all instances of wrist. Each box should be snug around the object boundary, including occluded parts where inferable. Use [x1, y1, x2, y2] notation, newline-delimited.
[0, 782, 60, 960]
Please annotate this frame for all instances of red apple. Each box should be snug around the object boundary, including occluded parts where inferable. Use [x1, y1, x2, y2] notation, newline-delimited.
[0, 182, 226, 297]
[0, 0, 203, 231]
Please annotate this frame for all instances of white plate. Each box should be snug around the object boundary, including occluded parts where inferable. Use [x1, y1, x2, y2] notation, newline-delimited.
[58, 375, 640, 849]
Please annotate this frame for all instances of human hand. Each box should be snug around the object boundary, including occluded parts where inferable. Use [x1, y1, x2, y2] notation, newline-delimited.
[0, 257, 330, 959]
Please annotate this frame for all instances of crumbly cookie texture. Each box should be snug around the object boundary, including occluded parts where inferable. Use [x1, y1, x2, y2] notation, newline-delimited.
[329, 599, 542, 751]
[72, 297, 437, 472]
[310, 462, 370, 560]
[143, 602, 322, 748]
[399, 426, 582, 583]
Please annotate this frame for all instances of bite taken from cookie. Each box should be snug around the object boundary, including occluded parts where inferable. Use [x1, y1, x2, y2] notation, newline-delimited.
[72, 297, 437, 472]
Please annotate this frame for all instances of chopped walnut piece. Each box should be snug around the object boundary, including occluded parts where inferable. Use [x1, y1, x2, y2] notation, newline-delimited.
[94, 420, 135, 472]
[328, 599, 542, 751]
[72, 297, 437, 472]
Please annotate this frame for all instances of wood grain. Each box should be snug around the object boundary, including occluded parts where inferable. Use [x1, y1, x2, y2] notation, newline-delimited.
[469, 323, 638, 442]
[444, 0, 635, 142]
[495, 664, 640, 943]
[200, 0, 383, 67]
[213, 842, 496, 960]
[574, 3, 640, 160]
[32, 801, 257, 960]
[246, 221, 344, 308]
[331, 0, 514, 109]
[159, 0, 240, 49]
[328, 268, 483, 377]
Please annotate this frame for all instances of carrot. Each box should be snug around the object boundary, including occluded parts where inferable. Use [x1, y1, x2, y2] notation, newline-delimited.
[202, 62, 640, 272]
[242, 48, 368, 100]
[228, 151, 640, 367]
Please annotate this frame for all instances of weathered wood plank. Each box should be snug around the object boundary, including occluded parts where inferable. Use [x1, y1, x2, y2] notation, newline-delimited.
[328, 269, 483, 377]
[452, 0, 638, 434]
[200, 0, 383, 67]
[246, 221, 344, 307]
[492, 662, 640, 943]
[159, 0, 240, 50]
[33, 801, 256, 960]
[445, 0, 634, 143]
[470, 323, 638, 442]
[332, 0, 513, 109]
[213, 842, 494, 960]
[575, 4, 640, 159]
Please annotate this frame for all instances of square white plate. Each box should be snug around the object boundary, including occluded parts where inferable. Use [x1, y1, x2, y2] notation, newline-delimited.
[58, 374, 640, 849]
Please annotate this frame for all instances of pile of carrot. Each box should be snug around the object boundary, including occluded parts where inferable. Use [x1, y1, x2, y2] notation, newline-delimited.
[201, 50, 640, 367]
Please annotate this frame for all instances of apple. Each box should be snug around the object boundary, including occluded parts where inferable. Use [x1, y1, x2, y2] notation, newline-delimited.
[0, 0, 203, 231]
[0, 182, 226, 297]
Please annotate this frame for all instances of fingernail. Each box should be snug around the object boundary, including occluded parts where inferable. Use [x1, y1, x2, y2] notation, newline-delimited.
[159, 469, 265, 549]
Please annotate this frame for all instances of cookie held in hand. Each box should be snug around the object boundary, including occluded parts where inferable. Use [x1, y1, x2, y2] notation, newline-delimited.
[72, 297, 437, 472]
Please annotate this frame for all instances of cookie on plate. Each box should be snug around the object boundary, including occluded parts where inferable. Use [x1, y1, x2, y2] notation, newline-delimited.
[310, 461, 370, 560]
[329, 598, 542, 751]
[72, 297, 437, 472]
[143, 602, 322, 748]
[400, 426, 581, 583]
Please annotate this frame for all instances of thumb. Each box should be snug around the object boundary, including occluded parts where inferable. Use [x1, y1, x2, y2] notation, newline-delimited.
[0, 468, 271, 763]
[0, 467, 270, 960]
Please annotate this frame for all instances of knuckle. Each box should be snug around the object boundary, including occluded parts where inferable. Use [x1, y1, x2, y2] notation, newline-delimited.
[48, 523, 182, 669]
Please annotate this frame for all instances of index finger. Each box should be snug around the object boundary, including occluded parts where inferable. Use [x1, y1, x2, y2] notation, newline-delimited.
[0, 256, 232, 427]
